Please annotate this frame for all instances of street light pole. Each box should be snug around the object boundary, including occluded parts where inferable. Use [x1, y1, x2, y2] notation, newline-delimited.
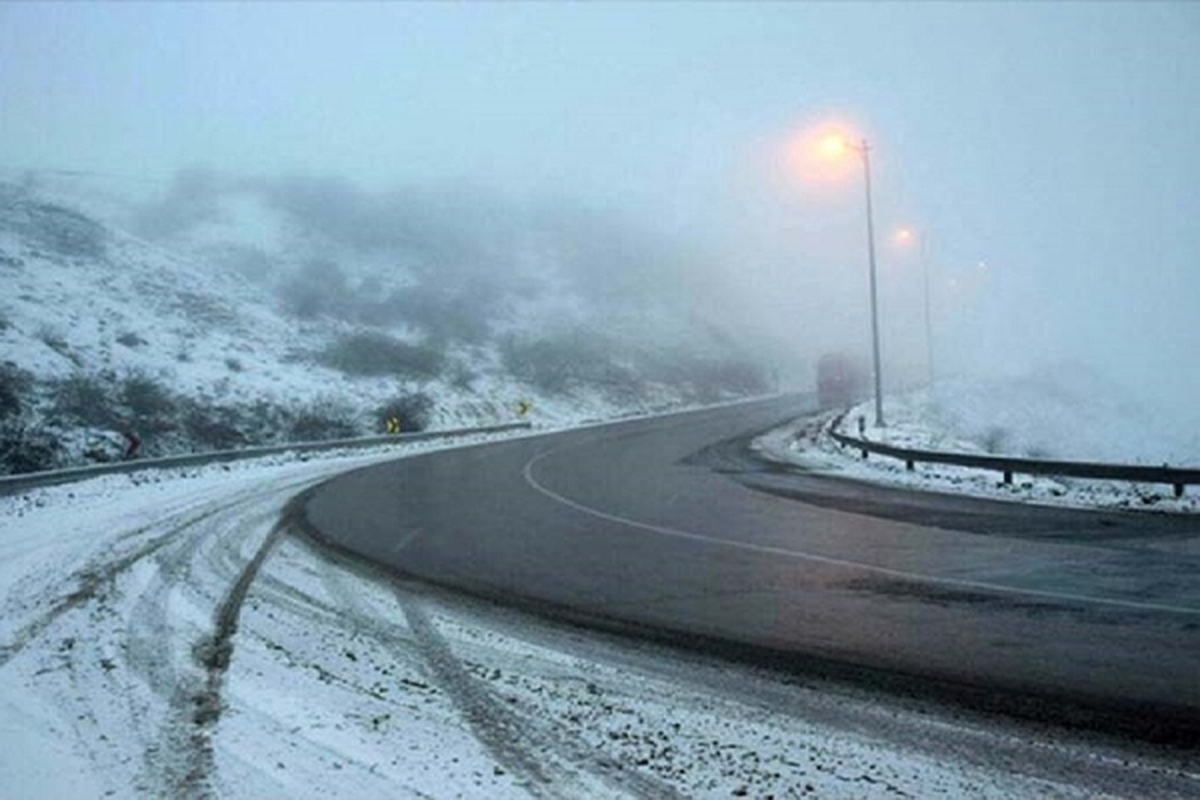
[816, 130, 886, 426]
[859, 139, 885, 427]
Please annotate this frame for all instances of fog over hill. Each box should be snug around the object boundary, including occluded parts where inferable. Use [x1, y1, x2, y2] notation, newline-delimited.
[0, 169, 772, 474]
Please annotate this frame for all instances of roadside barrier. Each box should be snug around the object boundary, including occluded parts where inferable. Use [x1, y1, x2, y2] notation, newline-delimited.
[0, 421, 533, 496]
[828, 415, 1199, 498]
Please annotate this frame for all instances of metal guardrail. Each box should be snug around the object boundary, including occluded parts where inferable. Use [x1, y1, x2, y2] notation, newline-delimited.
[0, 421, 533, 496]
[828, 416, 1200, 498]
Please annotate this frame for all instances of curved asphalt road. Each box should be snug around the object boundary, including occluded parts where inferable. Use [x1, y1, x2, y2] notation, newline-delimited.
[303, 395, 1200, 741]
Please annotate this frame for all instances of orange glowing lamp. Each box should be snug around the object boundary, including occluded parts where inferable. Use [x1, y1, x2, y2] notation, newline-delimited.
[820, 135, 849, 159]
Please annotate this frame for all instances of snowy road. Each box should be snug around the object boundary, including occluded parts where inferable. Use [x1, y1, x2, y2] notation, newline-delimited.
[2, 426, 1198, 798]
[308, 397, 1200, 735]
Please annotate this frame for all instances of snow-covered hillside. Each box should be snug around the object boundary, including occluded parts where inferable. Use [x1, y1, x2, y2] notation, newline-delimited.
[0, 170, 769, 474]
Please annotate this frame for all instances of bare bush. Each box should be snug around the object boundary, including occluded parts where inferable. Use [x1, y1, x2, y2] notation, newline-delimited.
[120, 373, 179, 434]
[182, 402, 248, 451]
[241, 400, 292, 446]
[0, 422, 62, 475]
[0, 363, 33, 420]
[319, 332, 445, 379]
[51, 370, 182, 442]
[288, 398, 359, 442]
[116, 331, 147, 348]
[52, 372, 118, 428]
[501, 334, 637, 398]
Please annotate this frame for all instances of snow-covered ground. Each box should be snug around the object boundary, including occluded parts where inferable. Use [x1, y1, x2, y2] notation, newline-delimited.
[757, 369, 1200, 514]
[3, 432, 1194, 799]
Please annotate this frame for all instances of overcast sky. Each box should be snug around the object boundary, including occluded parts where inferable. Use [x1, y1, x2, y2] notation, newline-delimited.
[3, 2, 1199, 410]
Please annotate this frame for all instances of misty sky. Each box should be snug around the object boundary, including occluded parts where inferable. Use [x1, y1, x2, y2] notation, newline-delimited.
[3, 2, 1199, 411]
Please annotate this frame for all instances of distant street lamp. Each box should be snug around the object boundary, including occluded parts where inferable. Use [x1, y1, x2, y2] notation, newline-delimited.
[895, 227, 935, 389]
[822, 134, 884, 427]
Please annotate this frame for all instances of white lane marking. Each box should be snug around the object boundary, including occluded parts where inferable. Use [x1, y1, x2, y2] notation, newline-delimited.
[522, 449, 1200, 618]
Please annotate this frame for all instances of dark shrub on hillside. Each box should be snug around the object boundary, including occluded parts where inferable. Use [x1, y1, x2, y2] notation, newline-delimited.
[319, 332, 445, 379]
[52, 371, 182, 440]
[121, 373, 176, 418]
[0, 422, 62, 475]
[182, 403, 248, 451]
[375, 393, 434, 433]
[0, 363, 33, 419]
[116, 331, 147, 348]
[500, 334, 637, 398]
[120, 373, 179, 434]
[52, 373, 118, 428]
[241, 400, 291, 445]
[288, 400, 359, 442]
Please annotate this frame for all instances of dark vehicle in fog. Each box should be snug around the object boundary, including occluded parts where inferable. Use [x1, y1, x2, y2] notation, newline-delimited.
[817, 352, 868, 409]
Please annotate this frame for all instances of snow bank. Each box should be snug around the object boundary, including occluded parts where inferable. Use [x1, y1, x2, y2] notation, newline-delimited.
[759, 367, 1199, 513]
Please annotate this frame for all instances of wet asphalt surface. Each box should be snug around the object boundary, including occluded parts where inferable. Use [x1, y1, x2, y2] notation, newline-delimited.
[304, 395, 1200, 743]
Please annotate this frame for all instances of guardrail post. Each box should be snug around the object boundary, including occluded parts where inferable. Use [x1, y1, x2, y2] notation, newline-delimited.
[1003, 470, 1013, 485]
[906, 459, 914, 471]
[860, 447, 868, 460]
[1175, 483, 1184, 498]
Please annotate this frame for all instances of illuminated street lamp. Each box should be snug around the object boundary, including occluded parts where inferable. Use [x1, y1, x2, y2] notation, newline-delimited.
[822, 134, 884, 427]
[895, 227, 935, 388]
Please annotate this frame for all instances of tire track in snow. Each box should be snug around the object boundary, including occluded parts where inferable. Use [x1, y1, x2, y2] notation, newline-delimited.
[0, 477, 319, 670]
[296, 492, 683, 799]
[310, 555, 564, 792]
[393, 583, 682, 799]
[0, 515, 211, 669]
[137, 482, 320, 799]
[393, 591, 558, 795]
[0, 475, 328, 796]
